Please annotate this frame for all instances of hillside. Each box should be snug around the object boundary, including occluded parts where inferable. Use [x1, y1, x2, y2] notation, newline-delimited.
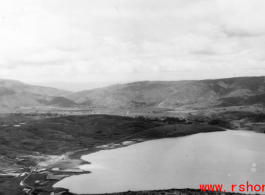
[1, 76, 265, 108]
[218, 94, 265, 107]
[0, 79, 73, 107]
[47, 97, 78, 107]
[68, 76, 265, 108]
[0, 79, 72, 96]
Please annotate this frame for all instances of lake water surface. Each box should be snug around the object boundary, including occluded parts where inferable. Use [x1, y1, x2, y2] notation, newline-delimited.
[54, 130, 265, 194]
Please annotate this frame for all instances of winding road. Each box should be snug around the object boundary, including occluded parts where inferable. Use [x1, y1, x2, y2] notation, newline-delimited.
[21, 165, 40, 194]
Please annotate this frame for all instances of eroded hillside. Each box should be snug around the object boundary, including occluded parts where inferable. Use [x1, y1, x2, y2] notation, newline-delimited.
[68, 76, 265, 108]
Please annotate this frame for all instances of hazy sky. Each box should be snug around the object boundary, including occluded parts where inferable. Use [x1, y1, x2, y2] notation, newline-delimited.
[1, 0, 265, 91]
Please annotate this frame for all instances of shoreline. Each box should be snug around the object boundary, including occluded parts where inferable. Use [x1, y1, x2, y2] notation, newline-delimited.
[17, 122, 228, 194]
[10, 127, 264, 195]
[49, 126, 227, 195]
[95, 188, 250, 195]
[54, 129, 264, 195]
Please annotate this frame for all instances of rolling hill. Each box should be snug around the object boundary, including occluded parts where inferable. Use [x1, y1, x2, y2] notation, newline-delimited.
[0, 78, 73, 107]
[218, 94, 265, 107]
[0, 79, 71, 96]
[1, 76, 265, 108]
[68, 76, 265, 108]
[47, 97, 78, 107]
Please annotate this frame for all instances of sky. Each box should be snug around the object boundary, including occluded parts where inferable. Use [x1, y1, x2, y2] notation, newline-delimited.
[1, 0, 265, 91]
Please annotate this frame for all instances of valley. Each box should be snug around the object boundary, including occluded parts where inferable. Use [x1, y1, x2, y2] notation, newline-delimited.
[0, 76, 265, 195]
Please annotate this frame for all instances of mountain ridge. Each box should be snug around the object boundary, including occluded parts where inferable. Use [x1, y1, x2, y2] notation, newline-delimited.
[0, 76, 265, 108]
[68, 76, 265, 108]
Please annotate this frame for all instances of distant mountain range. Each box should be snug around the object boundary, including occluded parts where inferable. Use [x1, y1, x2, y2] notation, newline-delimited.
[68, 76, 265, 108]
[0, 76, 265, 108]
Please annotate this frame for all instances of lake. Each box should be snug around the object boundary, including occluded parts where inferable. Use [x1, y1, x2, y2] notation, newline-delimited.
[54, 130, 265, 194]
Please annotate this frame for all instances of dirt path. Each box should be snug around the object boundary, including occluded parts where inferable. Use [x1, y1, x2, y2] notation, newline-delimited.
[21, 165, 40, 195]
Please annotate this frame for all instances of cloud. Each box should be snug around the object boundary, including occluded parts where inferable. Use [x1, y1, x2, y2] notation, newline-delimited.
[0, 0, 265, 90]
[218, 0, 265, 36]
[0, 4, 95, 68]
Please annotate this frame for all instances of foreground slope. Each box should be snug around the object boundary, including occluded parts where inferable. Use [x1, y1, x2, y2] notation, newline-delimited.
[69, 76, 265, 108]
